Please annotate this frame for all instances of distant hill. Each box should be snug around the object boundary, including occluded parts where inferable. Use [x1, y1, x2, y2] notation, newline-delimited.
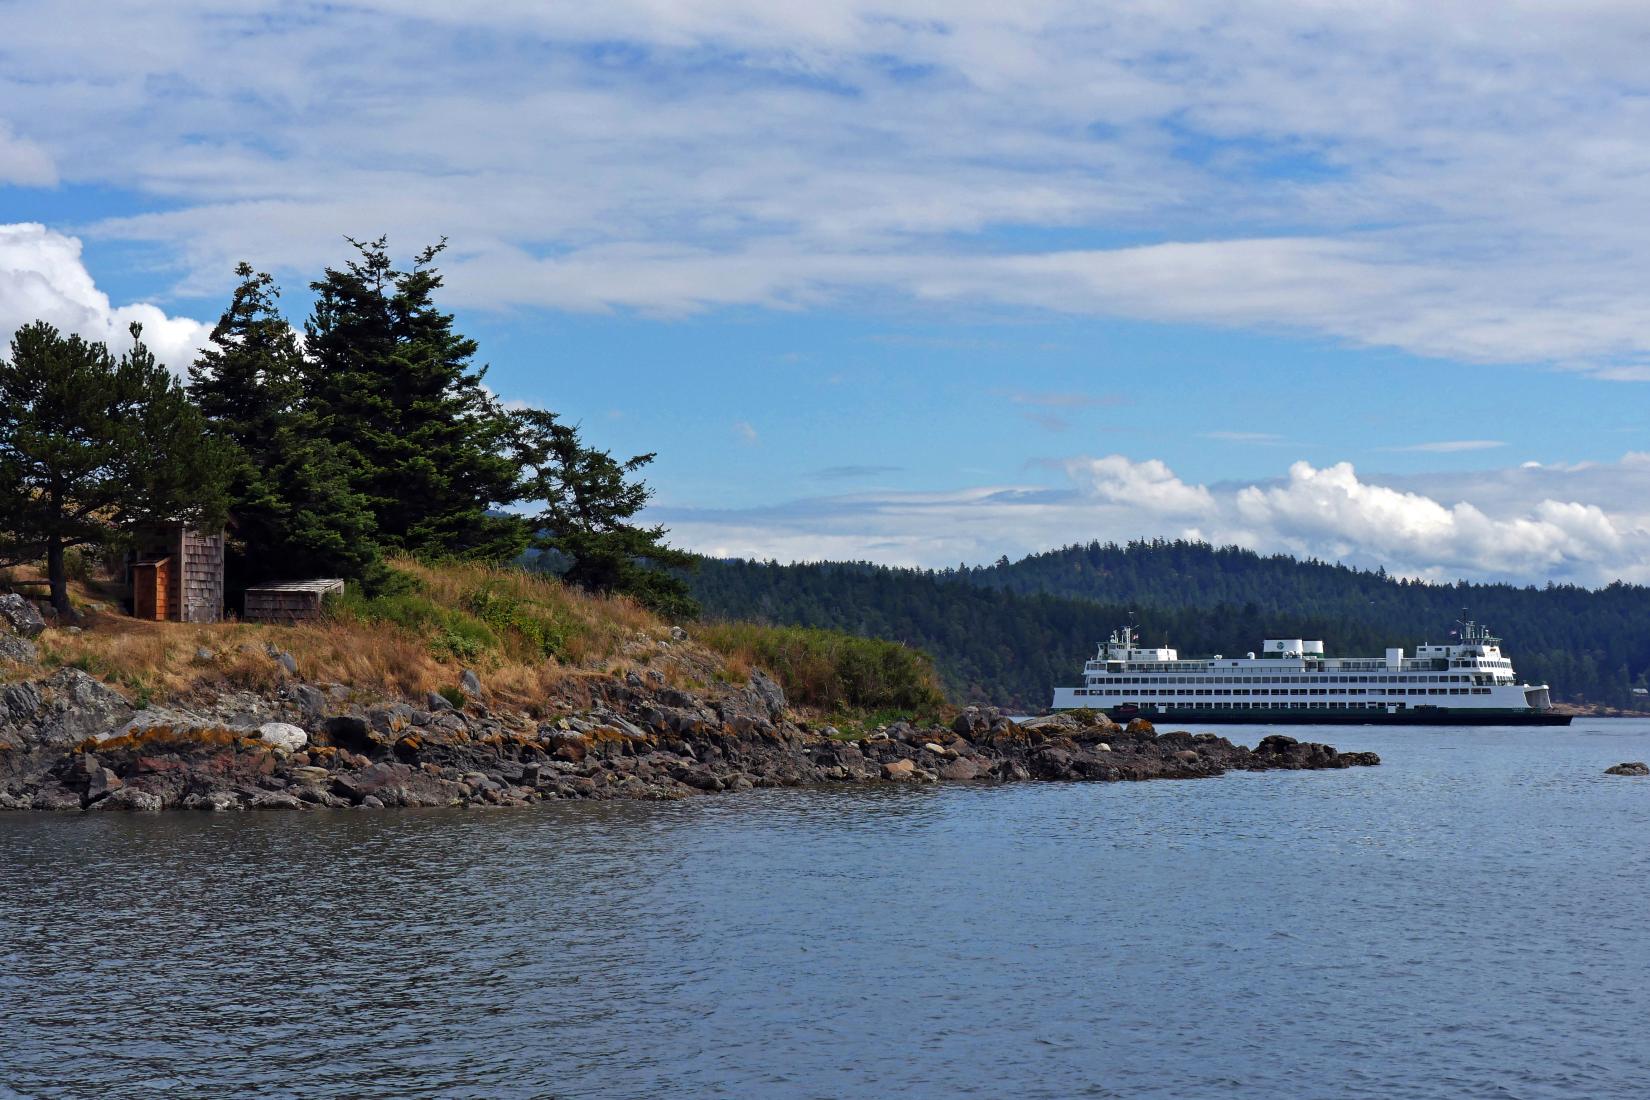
[687, 540, 1650, 710]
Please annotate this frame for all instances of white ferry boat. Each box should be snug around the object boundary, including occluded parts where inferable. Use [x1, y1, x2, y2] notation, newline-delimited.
[1050, 617, 1569, 726]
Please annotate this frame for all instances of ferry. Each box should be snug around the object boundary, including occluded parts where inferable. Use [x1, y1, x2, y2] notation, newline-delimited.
[1050, 617, 1570, 725]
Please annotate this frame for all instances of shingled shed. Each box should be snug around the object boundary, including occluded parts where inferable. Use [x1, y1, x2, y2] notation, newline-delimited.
[244, 579, 345, 624]
[128, 523, 225, 623]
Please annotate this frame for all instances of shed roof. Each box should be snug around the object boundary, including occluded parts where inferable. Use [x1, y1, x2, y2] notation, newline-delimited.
[245, 579, 346, 595]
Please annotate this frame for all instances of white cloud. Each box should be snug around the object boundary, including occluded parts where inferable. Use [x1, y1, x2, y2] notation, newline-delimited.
[733, 419, 760, 444]
[0, 223, 210, 371]
[0, 122, 55, 186]
[651, 453, 1650, 585]
[1067, 455, 1214, 515]
[6, 4, 1650, 371]
[1379, 440, 1506, 453]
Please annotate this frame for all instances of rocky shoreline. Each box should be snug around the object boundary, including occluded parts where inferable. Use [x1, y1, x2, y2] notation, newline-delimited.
[0, 653, 1379, 811]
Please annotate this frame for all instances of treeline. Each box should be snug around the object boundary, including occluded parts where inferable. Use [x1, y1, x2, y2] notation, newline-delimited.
[0, 239, 693, 618]
[687, 541, 1650, 709]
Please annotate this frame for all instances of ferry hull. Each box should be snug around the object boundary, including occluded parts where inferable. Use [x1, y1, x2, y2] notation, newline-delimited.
[1085, 706, 1571, 727]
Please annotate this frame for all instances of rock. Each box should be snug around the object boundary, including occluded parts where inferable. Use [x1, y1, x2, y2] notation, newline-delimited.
[460, 668, 483, 698]
[256, 722, 308, 753]
[289, 765, 331, 785]
[249, 790, 306, 810]
[194, 647, 214, 661]
[0, 593, 47, 639]
[92, 787, 163, 812]
[426, 690, 455, 713]
[1019, 713, 1081, 734]
[0, 634, 38, 665]
[749, 670, 787, 717]
[1605, 761, 1650, 776]
[939, 759, 980, 781]
[292, 684, 327, 718]
[274, 651, 298, 676]
[86, 767, 124, 800]
[882, 759, 916, 780]
[18, 669, 135, 748]
[669, 625, 689, 642]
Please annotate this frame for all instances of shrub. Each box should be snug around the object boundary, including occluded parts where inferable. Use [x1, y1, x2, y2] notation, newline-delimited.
[697, 621, 945, 713]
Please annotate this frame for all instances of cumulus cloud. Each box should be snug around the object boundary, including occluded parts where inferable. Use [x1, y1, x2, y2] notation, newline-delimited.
[0, 223, 210, 371]
[1067, 455, 1215, 515]
[651, 453, 1650, 585]
[6, 3, 1650, 371]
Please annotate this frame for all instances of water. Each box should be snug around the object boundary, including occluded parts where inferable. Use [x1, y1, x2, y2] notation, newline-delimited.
[4, 720, 1650, 1099]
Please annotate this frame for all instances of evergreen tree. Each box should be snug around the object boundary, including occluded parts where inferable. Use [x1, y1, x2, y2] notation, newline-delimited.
[0, 322, 228, 616]
[303, 238, 523, 561]
[189, 264, 380, 590]
[512, 408, 698, 617]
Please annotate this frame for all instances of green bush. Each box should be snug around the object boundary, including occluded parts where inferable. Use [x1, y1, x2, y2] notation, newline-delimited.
[699, 621, 946, 713]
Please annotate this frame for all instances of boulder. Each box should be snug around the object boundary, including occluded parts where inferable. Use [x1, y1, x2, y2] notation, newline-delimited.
[92, 787, 164, 812]
[0, 594, 46, 639]
[749, 670, 787, 717]
[17, 669, 135, 748]
[460, 668, 483, 698]
[274, 651, 298, 676]
[256, 722, 308, 753]
[1605, 761, 1649, 777]
[1019, 714, 1081, 734]
[881, 758, 916, 780]
[0, 634, 38, 665]
[426, 690, 455, 713]
[939, 759, 981, 781]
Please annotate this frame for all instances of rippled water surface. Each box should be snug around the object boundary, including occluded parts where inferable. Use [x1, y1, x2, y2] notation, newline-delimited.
[5, 720, 1650, 1099]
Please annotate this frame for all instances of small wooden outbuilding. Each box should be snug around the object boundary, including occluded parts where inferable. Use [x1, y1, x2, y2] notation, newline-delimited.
[128, 523, 225, 623]
[244, 579, 345, 624]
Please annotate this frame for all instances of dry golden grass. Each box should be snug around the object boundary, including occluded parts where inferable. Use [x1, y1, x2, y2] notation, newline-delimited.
[8, 556, 947, 721]
[18, 557, 678, 712]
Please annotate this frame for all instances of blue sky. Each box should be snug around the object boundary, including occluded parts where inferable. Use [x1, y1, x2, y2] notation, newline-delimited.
[2, 2, 1649, 583]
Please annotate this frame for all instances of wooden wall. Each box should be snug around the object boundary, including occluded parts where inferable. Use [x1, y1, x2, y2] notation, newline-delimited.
[178, 528, 225, 624]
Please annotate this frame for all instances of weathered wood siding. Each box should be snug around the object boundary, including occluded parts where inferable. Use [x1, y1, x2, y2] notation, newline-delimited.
[178, 528, 225, 623]
[128, 523, 224, 623]
[244, 580, 345, 624]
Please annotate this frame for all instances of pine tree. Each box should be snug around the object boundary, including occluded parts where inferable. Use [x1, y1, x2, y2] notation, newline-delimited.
[303, 238, 523, 562]
[0, 322, 228, 616]
[189, 264, 380, 590]
[512, 408, 698, 617]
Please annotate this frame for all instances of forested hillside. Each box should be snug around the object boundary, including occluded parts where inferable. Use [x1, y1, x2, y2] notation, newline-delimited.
[688, 541, 1650, 710]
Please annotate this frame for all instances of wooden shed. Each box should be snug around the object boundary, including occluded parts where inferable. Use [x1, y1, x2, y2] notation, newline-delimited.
[128, 524, 225, 623]
[244, 580, 345, 624]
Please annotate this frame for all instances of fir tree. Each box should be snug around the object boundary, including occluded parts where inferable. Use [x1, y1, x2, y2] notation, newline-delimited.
[303, 238, 523, 562]
[0, 322, 228, 616]
[189, 264, 380, 590]
[512, 408, 698, 617]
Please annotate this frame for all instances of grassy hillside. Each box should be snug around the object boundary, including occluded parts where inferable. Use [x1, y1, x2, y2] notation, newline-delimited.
[2, 559, 944, 719]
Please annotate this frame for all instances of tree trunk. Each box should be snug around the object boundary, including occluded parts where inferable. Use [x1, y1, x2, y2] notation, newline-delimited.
[46, 536, 70, 619]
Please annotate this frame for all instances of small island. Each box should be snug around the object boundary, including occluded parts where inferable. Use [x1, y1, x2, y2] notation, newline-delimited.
[0, 242, 1378, 812]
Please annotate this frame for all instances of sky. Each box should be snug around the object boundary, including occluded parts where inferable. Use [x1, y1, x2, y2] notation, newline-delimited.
[2, 1, 1649, 585]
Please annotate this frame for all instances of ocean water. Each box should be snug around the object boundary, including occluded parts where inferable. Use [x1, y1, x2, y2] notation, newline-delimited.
[3, 719, 1649, 1099]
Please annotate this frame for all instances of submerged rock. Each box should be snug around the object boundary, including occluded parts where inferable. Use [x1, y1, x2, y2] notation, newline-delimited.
[1605, 761, 1649, 776]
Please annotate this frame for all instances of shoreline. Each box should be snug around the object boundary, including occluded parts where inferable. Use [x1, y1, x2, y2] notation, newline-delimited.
[0, 667, 1379, 813]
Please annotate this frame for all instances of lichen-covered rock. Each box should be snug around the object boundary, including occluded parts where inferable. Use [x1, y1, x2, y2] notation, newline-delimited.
[0, 594, 47, 639]
[256, 722, 308, 753]
[0, 634, 39, 666]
